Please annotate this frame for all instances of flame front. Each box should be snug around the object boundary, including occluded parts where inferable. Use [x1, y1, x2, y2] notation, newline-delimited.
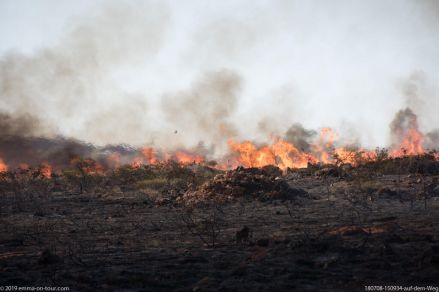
[390, 128, 424, 157]
[174, 151, 205, 164]
[1, 117, 438, 173]
[227, 138, 316, 170]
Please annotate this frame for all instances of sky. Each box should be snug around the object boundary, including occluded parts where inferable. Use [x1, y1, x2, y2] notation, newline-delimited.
[0, 0, 438, 155]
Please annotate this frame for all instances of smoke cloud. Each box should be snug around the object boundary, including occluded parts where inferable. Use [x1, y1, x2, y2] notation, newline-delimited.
[0, 0, 169, 144]
[0, 0, 439, 163]
[160, 69, 242, 154]
[284, 123, 316, 152]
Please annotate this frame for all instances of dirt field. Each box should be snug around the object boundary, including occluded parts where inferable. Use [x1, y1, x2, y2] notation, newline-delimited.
[1, 166, 439, 291]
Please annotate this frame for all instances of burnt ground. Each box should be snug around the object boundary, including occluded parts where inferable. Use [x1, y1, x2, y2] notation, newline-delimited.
[1, 169, 439, 291]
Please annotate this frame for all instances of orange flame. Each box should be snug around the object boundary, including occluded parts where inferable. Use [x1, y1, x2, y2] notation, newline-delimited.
[332, 148, 377, 166]
[390, 128, 424, 157]
[131, 157, 143, 168]
[70, 158, 104, 174]
[142, 147, 157, 164]
[320, 127, 338, 148]
[40, 161, 52, 178]
[174, 150, 205, 164]
[0, 158, 7, 173]
[227, 138, 317, 170]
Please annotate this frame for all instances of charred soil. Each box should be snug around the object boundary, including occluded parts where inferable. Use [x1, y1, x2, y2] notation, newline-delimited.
[1, 161, 439, 291]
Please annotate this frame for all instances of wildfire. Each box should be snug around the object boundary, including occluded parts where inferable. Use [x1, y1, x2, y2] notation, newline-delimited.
[174, 150, 205, 164]
[70, 157, 104, 174]
[130, 157, 143, 168]
[320, 127, 338, 148]
[390, 128, 424, 157]
[1, 108, 438, 173]
[129, 147, 205, 168]
[332, 148, 377, 166]
[0, 158, 7, 172]
[39, 161, 52, 178]
[226, 125, 427, 170]
[141, 147, 157, 164]
[227, 138, 316, 170]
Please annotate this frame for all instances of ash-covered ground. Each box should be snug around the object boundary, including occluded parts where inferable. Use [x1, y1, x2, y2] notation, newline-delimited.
[1, 157, 439, 291]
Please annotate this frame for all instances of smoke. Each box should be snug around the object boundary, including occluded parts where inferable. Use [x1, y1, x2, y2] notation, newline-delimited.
[160, 69, 242, 155]
[284, 123, 316, 152]
[390, 71, 439, 151]
[1, 0, 439, 165]
[0, 0, 169, 143]
[0, 112, 44, 137]
[425, 130, 439, 150]
[389, 108, 419, 146]
[402, 71, 425, 112]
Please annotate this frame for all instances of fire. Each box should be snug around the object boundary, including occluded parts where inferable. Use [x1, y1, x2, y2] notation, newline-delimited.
[130, 147, 158, 167]
[390, 128, 424, 157]
[226, 129, 386, 170]
[227, 138, 317, 170]
[131, 147, 203, 167]
[141, 147, 157, 164]
[106, 153, 121, 168]
[39, 161, 52, 178]
[174, 150, 204, 164]
[0, 158, 7, 172]
[271, 138, 313, 169]
[320, 127, 338, 148]
[0, 108, 437, 173]
[310, 128, 339, 164]
[332, 148, 377, 166]
[70, 157, 104, 174]
[131, 157, 143, 168]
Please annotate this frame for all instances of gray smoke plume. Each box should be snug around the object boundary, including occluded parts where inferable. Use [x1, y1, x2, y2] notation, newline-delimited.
[1, 0, 439, 167]
[0, 1, 169, 143]
[425, 130, 439, 150]
[160, 69, 242, 154]
[389, 107, 419, 146]
[284, 123, 316, 152]
[401, 71, 426, 116]
[0, 112, 44, 137]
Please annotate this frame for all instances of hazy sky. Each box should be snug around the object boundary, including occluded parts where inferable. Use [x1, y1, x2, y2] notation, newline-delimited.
[1, 0, 438, 153]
